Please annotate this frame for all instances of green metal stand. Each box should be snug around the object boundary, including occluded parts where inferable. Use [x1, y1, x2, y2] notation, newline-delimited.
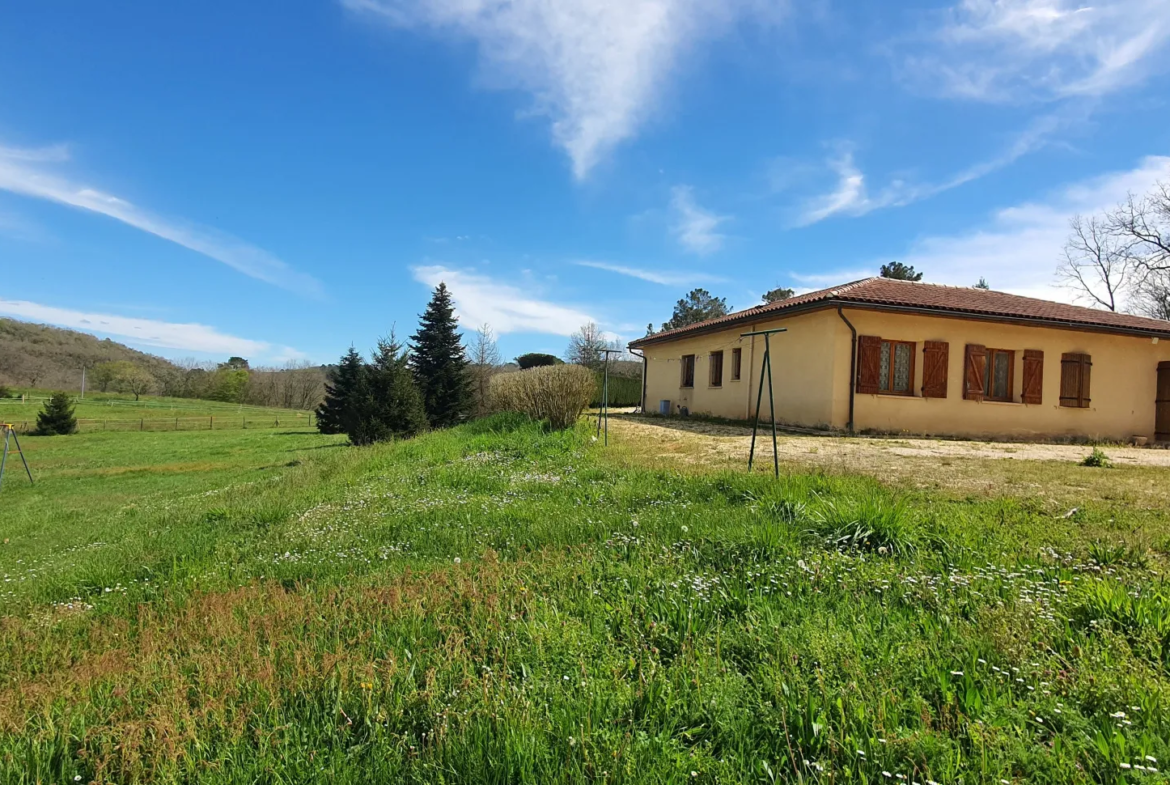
[596, 349, 623, 446]
[0, 425, 35, 493]
[742, 328, 788, 478]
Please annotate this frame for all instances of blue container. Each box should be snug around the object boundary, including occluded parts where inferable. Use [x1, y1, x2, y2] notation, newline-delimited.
[659, 399, 671, 416]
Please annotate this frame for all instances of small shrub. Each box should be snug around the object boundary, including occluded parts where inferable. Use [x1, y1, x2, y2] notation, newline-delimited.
[0, 384, 11, 398]
[490, 364, 595, 430]
[1081, 447, 1111, 468]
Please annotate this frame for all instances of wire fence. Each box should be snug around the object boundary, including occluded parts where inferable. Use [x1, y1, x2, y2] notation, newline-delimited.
[5, 413, 315, 435]
[0, 395, 302, 416]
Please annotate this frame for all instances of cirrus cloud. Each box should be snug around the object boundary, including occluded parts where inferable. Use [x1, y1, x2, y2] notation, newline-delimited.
[344, 0, 787, 178]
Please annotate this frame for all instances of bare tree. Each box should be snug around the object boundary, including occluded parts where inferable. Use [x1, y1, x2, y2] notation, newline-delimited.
[1059, 214, 1133, 311]
[468, 323, 501, 417]
[566, 322, 614, 370]
[1111, 183, 1170, 276]
[1059, 181, 1170, 315]
[1132, 272, 1170, 320]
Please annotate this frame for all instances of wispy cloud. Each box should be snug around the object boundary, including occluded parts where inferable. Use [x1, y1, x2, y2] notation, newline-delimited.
[0, 299, 301, 359]
[795, 116, 1062, 225]
[0, 144, 322, 297]
[896, 155, 1170, 301]
[670, 185, 729, 254]
[412, 265, 596, 336]
[343, 0, 785, 179]
[575, 260, 724, 286]
[902, 0, 1170, 101]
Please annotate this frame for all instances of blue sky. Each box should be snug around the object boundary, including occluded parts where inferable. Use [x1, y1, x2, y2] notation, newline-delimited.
[1, 0, 1169, 364]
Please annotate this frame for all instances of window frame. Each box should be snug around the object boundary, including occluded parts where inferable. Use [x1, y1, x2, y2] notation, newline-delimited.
[709, 350, 724, 388]
[680, 354, 696, 389]
[879, 339, 917, 396]
[730, 347, 742, 381]
[982, 348, 1015, 402]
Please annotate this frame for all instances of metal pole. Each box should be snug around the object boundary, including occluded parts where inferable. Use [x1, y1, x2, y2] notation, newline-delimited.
[10, 429, 33, 484]
[603, 352, 610, 446]
[0, 428, 10, 494]
[748, 343, 766, 472]
[765, 335, 779, 479]
[740, 328, 788, 477]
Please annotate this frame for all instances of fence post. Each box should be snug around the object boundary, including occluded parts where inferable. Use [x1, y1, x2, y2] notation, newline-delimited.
[242, 417, 246, 430]
[175, 417, 179, 431]
[140, 418, 144, 431]
[210, 416, 213, 430]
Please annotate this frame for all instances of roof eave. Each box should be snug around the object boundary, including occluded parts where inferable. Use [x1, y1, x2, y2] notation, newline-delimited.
[627, 299, 1170, 348]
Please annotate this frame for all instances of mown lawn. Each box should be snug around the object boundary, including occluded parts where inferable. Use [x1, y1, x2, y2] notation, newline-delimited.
[0, 390, 310, 433]
[1, 416, 1167, 784]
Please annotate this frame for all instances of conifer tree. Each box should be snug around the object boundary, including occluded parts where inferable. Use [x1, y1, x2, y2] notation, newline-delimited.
[315, 347, 365, 435]
[34, 392, 78, 435]
[350, 335, 428, 445]
[410, 283, 471, 428]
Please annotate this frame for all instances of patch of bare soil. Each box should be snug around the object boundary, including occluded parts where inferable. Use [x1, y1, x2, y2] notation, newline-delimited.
[607, 415, 1170, 503]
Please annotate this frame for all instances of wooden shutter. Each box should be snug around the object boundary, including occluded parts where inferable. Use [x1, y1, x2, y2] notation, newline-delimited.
[856, 336, 882, 394]
[1021, 350, 1044, 405]
[963, 344, 986, 401]
[921, 341, 949, 398]
[1060, 353, 1091, 408]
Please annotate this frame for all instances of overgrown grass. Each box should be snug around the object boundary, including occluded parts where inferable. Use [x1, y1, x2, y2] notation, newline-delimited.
[1, 414, 1168, 783]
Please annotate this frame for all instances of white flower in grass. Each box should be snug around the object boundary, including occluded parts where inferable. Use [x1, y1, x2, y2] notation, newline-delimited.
[453, 557, 461, 564]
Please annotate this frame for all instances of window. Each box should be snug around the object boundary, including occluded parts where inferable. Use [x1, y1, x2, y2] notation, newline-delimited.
[709, 350, 724, 387]
[731, 347, 742, 381]
[1059, 353, 1091, 408]
[680, 354, 695, 388]
[982, 348, 1015, 402]
[857, 336, 915, 396]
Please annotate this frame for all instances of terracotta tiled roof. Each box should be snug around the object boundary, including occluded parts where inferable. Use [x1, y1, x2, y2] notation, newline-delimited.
[628, 277, 1170, 347]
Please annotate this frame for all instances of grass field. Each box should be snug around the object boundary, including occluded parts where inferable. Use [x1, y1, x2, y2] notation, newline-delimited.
[0, 390, 311, 433]
[1, 417, 1168, 783]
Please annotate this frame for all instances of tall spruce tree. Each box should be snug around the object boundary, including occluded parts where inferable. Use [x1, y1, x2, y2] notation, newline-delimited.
[315, 347, 365, 435]
[410, 283, 471, 428]
[34, 392, 78, 435]
[350, 336, 428, 445]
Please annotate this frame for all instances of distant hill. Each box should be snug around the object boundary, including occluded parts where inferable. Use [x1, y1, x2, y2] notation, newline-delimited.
[0, 317, 179, 391]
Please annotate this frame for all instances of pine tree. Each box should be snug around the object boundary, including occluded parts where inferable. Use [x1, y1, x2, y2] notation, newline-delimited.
[34, 392, 78, 435]
[350, 336, 428, 445]
[315, 347, 365, 435]
[410, 283, 471, 428]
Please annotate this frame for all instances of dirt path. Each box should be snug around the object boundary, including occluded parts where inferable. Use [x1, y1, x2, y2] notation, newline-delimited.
[606, 416, 1170, 503]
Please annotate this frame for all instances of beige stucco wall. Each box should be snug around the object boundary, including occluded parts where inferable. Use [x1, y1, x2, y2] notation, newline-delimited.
[640, 306, 1170, 440]
[640, 309, 840, 427]
[831, 308, 1170, 440]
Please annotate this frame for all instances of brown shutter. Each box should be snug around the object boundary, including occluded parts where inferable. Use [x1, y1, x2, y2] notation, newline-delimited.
[1022, 350, 1044, 405]
[856, 336, 882, 394]
[1060, 353, 1091, 408]
[1076, 353, 1091, 407]
[921, 341, 949, 398]
[964, 344, 986, 401]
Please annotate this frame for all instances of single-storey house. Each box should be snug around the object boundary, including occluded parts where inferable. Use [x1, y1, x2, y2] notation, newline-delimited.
[627, 278, 1170, 442]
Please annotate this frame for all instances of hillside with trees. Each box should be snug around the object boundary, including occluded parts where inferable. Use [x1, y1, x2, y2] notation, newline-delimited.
[0, 317, 177, 389]
[0, 317, 326, 410]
